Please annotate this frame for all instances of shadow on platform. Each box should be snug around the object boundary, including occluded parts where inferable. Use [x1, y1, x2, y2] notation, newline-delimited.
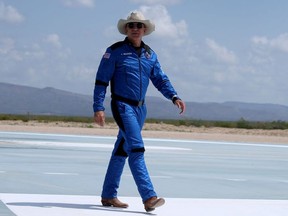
[6, 202, 153, 215]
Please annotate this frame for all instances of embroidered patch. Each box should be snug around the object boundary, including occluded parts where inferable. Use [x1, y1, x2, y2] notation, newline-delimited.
[103, 53, 111, 59]
[121, 52, 132, 55]
[145, 52, 151, 59]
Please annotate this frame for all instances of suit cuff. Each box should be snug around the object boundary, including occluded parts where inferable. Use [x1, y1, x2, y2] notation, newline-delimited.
[172, 95, 181, 104]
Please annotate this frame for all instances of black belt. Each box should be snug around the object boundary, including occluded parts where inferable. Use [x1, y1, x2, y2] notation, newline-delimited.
[112, 94, 145, 107]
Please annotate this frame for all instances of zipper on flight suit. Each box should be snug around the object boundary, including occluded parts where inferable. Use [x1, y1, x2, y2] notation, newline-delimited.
[132, 45, 143, 103]
[138, 56, 142, 102]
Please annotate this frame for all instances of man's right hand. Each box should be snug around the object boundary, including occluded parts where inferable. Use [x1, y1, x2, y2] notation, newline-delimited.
[94, 111, 105, 127]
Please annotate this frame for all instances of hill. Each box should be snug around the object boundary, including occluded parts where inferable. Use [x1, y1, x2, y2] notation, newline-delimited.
[1, 82, 288, 121]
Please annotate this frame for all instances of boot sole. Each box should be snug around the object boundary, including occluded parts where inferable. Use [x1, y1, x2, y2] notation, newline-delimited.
[145, 198, 165, 212]
[101, 201, 128, 208]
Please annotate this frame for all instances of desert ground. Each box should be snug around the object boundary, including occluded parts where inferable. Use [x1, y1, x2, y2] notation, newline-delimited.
[0, 120, 288, 144]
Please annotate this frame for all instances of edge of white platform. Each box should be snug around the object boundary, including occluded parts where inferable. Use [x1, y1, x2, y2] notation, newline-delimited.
[1, 193, 288, 216]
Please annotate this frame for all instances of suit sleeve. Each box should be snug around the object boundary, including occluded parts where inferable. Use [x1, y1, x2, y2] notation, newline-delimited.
[150, 56, 179, 101]
[93, 48, 115, 112]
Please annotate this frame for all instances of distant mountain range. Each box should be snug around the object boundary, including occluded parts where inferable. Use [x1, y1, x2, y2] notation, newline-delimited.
[1, 82, 288, 121]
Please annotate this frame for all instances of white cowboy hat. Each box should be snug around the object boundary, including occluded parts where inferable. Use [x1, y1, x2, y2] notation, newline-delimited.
[117, 12, 155, 36]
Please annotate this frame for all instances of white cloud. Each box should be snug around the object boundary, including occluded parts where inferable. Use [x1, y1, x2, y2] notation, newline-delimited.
[270, 34, 288, 52]
[62, 0, 95, 8]
[70, 65, 95, 81]
[0, 37, 14, 54]
[0, 2, 24, 23]
[45, 34, 62, 48]
[130, 0, 182, 5]
[251, 36, 268, 45]
[139, 5, 188, 45]
[0, 37, 22, 61]
[206, 38, 237, 64]
[252, 33, 288, 53]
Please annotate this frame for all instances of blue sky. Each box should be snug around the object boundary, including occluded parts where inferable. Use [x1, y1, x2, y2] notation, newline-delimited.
[1, 0, 288, 106]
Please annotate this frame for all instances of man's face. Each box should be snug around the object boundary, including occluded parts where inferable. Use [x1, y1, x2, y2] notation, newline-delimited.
[126, 22, 146, 40]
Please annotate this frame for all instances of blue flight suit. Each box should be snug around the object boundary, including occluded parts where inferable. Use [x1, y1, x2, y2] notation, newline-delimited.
[93, 37, 179, 202]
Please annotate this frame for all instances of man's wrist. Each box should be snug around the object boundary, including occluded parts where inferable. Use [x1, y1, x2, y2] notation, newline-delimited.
[172, 95, 181, 104]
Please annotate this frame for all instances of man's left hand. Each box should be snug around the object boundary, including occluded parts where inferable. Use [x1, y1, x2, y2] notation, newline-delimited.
[174, 99, 186, 114]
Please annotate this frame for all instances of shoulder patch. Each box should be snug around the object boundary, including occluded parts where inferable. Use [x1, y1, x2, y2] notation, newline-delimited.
[103, 52, 111, 59]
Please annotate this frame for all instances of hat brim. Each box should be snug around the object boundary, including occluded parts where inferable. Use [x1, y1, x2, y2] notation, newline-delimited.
[117, 19, 155, 36]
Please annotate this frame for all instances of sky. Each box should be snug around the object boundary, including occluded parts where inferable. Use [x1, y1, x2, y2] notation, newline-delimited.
[1, 0, 288, 106]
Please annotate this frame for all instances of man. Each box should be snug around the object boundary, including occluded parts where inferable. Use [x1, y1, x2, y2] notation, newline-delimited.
[93, 11, 186, 212]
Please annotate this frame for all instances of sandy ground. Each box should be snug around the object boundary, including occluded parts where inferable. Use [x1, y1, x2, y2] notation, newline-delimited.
[0, 120, 288, 144]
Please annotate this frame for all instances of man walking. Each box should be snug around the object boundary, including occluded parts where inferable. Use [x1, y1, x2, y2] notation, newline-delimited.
[93, 11, 186, 212]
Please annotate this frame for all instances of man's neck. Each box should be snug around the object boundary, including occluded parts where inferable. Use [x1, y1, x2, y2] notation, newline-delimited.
[127, 37, 142, 47]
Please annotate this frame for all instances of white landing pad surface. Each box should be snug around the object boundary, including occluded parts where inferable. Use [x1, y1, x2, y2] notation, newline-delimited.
[1, 193, 288, 216]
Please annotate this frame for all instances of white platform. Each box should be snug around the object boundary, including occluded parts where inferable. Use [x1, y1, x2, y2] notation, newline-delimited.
[1, 193, 288, 216]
